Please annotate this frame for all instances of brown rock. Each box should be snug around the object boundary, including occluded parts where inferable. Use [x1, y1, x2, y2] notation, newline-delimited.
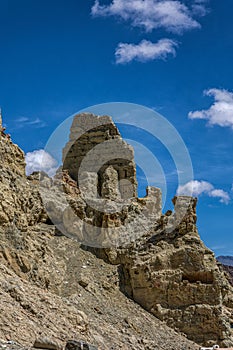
[33, 337, 61, 350]
[115, 197, 233, 346]
[62, 113, 137, 199]
[65, 340, 97, 350]
[0, 112, 232, 349]
[0, 137, 47, 231]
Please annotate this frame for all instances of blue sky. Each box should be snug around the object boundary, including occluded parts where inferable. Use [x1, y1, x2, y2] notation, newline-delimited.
[0, 0, 233, 255]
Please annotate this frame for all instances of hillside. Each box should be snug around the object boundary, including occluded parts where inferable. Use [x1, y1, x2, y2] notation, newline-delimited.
[0, 113, 233, 349]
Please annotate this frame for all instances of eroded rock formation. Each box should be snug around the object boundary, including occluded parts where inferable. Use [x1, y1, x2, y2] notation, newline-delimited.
[0, 112, 232, 349]
[111, 197, 233, 346]
[0, 130, 46, 229]
[61, 113, 233, 347]
[0, 115, 200, 350]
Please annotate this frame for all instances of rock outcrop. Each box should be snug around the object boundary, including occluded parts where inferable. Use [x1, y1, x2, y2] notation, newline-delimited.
[0, 130, 46, 229]
[109, 197, 233, 347]
[0, 115, 200, 350]
[0, 112, 232, 349]
[61, 113, 233, 347]
[42, 114, 162, 248]
[223, 266, 233, 287]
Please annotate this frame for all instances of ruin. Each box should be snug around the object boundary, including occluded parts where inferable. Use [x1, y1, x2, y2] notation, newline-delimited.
[63, 113, 137, 200]
[58, 112, 162, 247]
[60, 113, 233, 347]
[0, 112, 232, 348]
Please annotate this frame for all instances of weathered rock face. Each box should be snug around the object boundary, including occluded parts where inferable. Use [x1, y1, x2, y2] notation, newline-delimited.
[0, 113, 233, 349]
[220, 263, 233, 287]
[42, 114, 162, 248]
[108, 197, 233, 347]
[0, 220, 199, 350]
[0, 135, 46, 230]
[0, 133, 25, 176]
[41, 169, 162, 248]
[50, 113, 233, 346]
[0, 115, 201, 350]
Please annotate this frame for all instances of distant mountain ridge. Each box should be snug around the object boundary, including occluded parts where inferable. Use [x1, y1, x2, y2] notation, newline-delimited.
[217, 256, 233, 286]
[217, 256, 233, 267]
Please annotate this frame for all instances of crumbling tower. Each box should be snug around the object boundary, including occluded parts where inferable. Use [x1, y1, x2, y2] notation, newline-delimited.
[63, 113, 138, 199]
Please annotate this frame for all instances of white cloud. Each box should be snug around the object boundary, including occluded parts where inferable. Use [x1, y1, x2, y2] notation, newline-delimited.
[17, 117, 29, 123]
[25, 149, 58, 177]
[188, 88, 233, 128]
[177, 180, 213, 196]
[115, 38, 177, 64]
[27, 118, 45, 126]
[91, 0, 206, 33]
[177, 180, 230, 204]
[208, 189, 230, 204]
[192, 0, 209, 16]
[14, 117, 46, 129]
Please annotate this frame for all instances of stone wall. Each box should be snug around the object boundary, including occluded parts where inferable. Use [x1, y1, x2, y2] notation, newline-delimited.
[63, 113, 137, 199]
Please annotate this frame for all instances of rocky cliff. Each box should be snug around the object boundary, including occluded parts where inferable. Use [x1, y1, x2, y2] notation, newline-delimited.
[0, 113, 232, 349]
[0, 130, 46, 229]
[106, 197, 233, 346]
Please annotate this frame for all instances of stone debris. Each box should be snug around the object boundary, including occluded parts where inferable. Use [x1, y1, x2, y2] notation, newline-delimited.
[33, 337, 61, 350]
[200, 346, 233, 350]
[0, 341, 24, 350]
[65, 340, 97, 350]
[0, 340, 98, 350]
